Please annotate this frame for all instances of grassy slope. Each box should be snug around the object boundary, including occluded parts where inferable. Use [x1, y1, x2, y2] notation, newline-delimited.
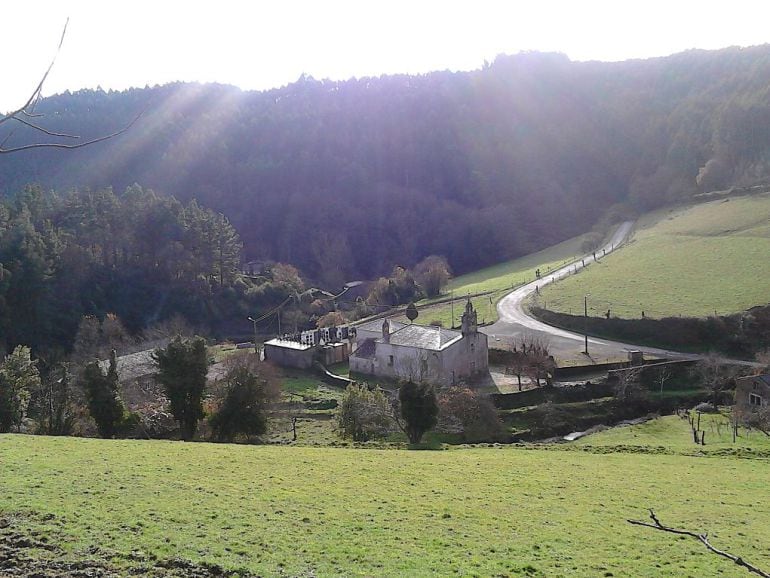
[2, 435, 769, 577]
[578, 413, 770, 452]
[394, 233, 588, 328]
[537, 193, 770, 319]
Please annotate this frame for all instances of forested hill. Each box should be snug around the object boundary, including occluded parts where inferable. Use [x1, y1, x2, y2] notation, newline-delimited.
[3, 46, 770, 286]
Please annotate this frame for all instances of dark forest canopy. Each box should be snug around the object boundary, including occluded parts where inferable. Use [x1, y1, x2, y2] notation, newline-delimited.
[3, 46, 770, 286]
[0, 185, 249, 354]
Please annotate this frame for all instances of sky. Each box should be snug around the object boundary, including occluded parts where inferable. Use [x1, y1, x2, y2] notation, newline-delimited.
[3, 0, 769, 112]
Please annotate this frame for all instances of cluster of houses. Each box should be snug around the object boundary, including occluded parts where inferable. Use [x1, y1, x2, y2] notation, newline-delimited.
[261, 299, 770, 420]
[264, 300, 489, 386]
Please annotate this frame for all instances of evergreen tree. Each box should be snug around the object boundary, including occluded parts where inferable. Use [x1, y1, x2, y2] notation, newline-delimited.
[82, 350, 125, 438]
[209, 356, 279, 442]
[152, 336, 208, 440]
[398, 380, 439, 444]
[0, 346, 40, 432]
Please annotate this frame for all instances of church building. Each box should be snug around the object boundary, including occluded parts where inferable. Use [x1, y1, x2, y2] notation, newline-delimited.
[349, 300, 488, 386]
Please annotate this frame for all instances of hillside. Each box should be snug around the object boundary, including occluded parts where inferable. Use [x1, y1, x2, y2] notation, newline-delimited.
[3, 46, 770, 286]
[2, 434, 769, 577]
[394, 231, 589, 327]
[536, 192, 770, 318]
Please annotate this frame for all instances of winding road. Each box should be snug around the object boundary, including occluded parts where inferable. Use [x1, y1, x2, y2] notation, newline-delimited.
[481, 221, 697, 364]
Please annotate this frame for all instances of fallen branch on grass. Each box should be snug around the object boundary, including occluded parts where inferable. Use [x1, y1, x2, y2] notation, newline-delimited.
[627, 509, 769, 577]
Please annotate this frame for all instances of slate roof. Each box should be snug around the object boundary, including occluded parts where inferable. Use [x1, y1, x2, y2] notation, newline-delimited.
[98, 350, 156, 382]
[356, 319, 407, 334]
[388, 324, 462, 351]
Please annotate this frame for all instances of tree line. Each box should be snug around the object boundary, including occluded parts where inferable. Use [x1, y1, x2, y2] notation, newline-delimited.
[0, 336, 280, 442]
[0, 184, 247, 355]
[4, 47, 770, 286]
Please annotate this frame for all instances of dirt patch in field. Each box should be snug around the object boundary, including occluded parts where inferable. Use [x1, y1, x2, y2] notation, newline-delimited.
[0, 513, 256, 578]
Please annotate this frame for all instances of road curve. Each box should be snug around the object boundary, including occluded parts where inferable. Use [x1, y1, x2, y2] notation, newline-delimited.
[481, 221, 697, 363]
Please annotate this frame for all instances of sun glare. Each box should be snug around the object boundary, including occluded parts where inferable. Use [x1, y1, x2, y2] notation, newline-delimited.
[2, 0, 769, 112]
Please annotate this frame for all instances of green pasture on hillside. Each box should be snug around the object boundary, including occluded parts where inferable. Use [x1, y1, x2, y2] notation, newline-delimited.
[2, 435, 769, 577]
[536, 193, 770, 319]
[578, 413, 770, 453]
[394, 233, 590, 328]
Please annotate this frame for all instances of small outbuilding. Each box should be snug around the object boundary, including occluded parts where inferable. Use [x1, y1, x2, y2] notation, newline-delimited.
[263, 338, 316, 369]
[735, 374, 770, 411]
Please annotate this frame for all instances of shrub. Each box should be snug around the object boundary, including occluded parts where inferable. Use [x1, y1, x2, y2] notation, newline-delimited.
[438, 387, 505, 442]
[209, 354, 280, 443]
[336, 383, 392, 442]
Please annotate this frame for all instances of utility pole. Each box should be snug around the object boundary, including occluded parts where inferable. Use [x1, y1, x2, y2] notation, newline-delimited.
[248, 317, 258, 354]
[584, 294, 590, 355]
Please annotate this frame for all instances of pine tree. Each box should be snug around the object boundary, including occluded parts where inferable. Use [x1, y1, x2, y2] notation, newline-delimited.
[398, 380, 439, 444]
[0, 346, 40, 432]
[152, 336, 208, 440]
[209, 357, 279, 442]
[82, 350, 125, 438]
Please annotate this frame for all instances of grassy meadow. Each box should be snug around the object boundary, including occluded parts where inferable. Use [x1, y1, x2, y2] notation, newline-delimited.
[536, 193, 770, 319]
[578, 412, 770, 454]
[394, 233, 590, 328]
[2, 434, 769, 577]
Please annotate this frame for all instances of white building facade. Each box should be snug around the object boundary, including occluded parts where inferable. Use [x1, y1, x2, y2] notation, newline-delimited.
[350, 301, 488, 386]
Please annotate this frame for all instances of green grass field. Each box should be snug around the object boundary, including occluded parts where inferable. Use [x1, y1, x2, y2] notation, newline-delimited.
[536, 193, 770, 319]
[578, 412, 770, 454]
[2, 434, 769, 577]
[394, 233, 590, 328]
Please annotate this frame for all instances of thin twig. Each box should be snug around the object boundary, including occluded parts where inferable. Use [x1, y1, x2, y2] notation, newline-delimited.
[7, 115, 80, 138]
[0, 110, 144, 154]
[0, 18, 69, 127]
[627, 509, 770, 578]
[0, 17, 144, 154]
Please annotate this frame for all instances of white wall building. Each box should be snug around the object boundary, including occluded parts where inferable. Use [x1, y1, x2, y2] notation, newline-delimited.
[350, 300, 488, 386]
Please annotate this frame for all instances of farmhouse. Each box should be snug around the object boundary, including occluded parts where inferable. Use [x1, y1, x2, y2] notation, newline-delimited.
[263, 326, 352, 369]
[350, 300, 488, 386]
[735, 374, 770, 410]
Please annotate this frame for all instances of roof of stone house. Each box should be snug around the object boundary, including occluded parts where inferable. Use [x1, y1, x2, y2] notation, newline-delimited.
[737, 374, 770, 387]
[387, 324, 462, 351]
[355, 319, 407, 334]
[352, 338, 377, 359]
[98, 349, 157, 383]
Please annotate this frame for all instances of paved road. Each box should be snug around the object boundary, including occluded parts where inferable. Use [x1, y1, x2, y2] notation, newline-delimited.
[481, 221, 698, 364]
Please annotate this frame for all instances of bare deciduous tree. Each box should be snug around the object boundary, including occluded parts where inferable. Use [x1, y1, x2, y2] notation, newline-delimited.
[653, 365, 673, 395]
[515, 334, 554, 388]
[612, 366, 645, 402]
[734, 403, 770, 437]
[436, 386, 504, 442]
[1, 19, 141, 154]
[413, 255, 451, 298]
[696, 354, 739, 411]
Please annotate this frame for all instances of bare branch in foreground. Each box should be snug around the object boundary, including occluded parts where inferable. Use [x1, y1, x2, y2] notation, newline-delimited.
[0, 111, 144, 154]
[0, 17, 144, 154]
[0, 19, 69, 128]
[627, 509, 770, 577]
